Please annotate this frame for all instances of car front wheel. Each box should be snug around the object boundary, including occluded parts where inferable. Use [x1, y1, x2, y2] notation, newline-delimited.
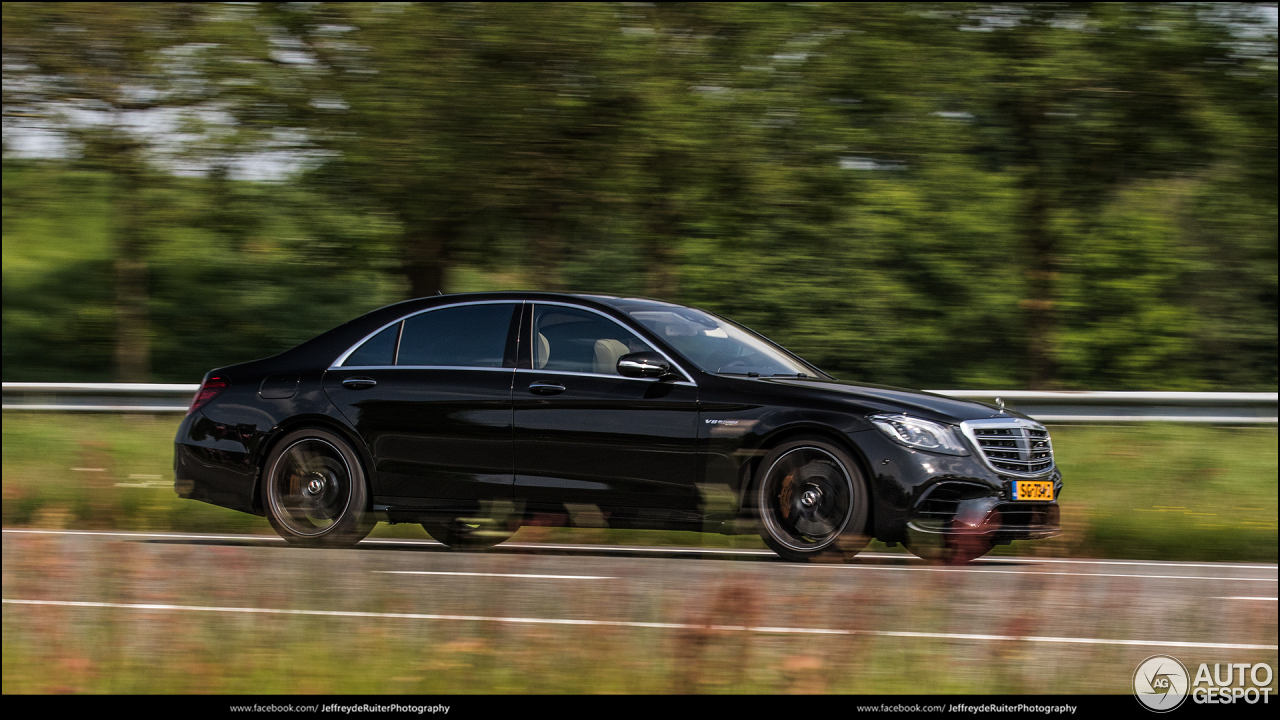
[904, 532, 993, 564]
[755, 438, 869, 562]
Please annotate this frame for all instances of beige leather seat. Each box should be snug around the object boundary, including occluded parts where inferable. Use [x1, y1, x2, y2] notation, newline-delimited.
[535, 333, 551, 369]
[594, 338, 629, 375]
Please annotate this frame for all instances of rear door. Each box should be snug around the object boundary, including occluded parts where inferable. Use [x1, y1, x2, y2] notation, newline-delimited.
[324, 301, 521, 507]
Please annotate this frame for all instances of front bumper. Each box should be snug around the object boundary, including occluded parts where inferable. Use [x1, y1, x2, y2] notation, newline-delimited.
[853, 427, 1062, 543]
[906, 490, 1062, 542]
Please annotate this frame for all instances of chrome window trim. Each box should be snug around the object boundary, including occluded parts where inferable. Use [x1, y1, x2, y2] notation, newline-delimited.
[329, 300, 522, 370]
[336, 365, 514, 373]
[392, 320, 405, 366]
[515, 367, 694, 386]
[958, 417, 1056, 478]
[529, 301, 698, 388]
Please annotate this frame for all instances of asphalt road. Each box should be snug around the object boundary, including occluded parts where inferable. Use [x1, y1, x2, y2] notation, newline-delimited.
[3, 528, 1277, 693]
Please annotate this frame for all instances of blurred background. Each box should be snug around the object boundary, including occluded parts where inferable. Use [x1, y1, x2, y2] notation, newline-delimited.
[2, 3, 1277, 695]
[3, 2, 1275, 391]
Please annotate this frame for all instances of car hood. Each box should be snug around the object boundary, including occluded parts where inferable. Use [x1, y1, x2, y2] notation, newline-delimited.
[761, 377, 1018, 423]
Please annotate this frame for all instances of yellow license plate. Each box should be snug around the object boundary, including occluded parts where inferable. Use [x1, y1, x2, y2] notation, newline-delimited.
[1013, 480, 1054, 501]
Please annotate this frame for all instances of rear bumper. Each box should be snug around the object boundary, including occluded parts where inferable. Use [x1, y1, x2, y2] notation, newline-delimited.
[173, 439, 261, 516]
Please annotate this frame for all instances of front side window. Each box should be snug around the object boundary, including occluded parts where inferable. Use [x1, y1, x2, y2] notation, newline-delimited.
[397, 303, 517, 367]
[532, 305, 654, 376]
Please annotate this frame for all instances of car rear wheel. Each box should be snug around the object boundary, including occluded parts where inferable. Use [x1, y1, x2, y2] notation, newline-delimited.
[755, 438, 869, 562]
[421, 516, 517, 550]
[262, 428, 374, 547]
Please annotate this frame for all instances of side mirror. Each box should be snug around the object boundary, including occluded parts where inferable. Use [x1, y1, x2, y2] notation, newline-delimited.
[617, 351, 671, 379]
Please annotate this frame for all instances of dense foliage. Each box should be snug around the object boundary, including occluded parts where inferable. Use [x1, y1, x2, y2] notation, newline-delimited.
[3, 3, 1275, 389]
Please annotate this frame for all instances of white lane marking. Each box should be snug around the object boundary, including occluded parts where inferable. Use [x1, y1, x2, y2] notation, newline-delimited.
[858, 551, 1280, 571]
[1212, 596, 1278, 601]
[5, 529, 1276, 578]
[377, 571, 614, 580]
[3, 528, 287, 543]
[826, 565, 1277, 582]
[500, 542, 775, 556]
[4, 598, 1275, 651]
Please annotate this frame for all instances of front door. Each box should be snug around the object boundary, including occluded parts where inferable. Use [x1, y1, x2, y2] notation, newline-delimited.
[513, 303, 700, 514]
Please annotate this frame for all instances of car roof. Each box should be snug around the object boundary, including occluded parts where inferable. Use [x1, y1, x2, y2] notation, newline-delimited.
[392, 291, 690, 310]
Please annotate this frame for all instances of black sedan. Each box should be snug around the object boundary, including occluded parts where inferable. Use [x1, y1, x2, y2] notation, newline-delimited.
[174, 292, 1061, 563]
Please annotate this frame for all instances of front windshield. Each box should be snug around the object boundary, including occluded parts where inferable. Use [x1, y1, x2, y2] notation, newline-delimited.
[625, 307, 819, 377]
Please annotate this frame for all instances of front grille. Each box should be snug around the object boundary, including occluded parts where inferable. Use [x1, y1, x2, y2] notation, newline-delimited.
[960, 418, 1055, 477]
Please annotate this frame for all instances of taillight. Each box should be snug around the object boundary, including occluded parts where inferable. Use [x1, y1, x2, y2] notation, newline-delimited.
[188, 376, 229, 415]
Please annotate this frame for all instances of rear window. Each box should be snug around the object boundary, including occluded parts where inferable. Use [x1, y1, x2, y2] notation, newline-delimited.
[397, 303, 517, 368]
[341, 323, 399, 367]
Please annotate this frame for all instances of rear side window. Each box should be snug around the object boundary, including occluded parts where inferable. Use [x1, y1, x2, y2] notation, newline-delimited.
[342, 323, 400, 367]
[397, 303, 517, 368]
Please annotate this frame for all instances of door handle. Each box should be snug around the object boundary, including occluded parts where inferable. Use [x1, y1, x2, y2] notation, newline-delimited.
[528, 382, 566, 396]
[342, 377, 378, 390]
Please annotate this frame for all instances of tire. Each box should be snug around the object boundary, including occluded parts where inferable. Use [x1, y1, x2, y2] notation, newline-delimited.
[262, 428, 374, 547]
[754, 438, 869, 562]
[422, 515, 517, 550]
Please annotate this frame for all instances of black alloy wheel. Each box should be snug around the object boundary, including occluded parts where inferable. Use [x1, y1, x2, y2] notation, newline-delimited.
[755, 438, 869, 562]
[262, 428, 374, 547]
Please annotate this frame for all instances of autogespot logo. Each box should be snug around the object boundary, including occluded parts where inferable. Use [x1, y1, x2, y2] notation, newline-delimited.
[1134, 655, 1190, 712]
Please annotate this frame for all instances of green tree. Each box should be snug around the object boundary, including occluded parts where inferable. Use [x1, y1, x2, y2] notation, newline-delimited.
[956, 3, 1272, 387]
[209, 3, 653, 297]
[4, 3, 1273, 391]
[3, 3, 211, 381]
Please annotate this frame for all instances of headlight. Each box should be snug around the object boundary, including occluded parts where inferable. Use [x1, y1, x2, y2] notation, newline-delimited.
[869, 414, 969, 455]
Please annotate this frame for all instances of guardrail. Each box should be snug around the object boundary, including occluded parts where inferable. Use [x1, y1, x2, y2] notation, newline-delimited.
[928, 390, 1277, 424]
[2, 383, 199, 413]
[2, 382, 1276, 424]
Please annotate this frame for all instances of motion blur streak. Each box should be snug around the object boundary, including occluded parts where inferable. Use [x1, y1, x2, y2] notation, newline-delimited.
[5, 599, 1276, 651]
